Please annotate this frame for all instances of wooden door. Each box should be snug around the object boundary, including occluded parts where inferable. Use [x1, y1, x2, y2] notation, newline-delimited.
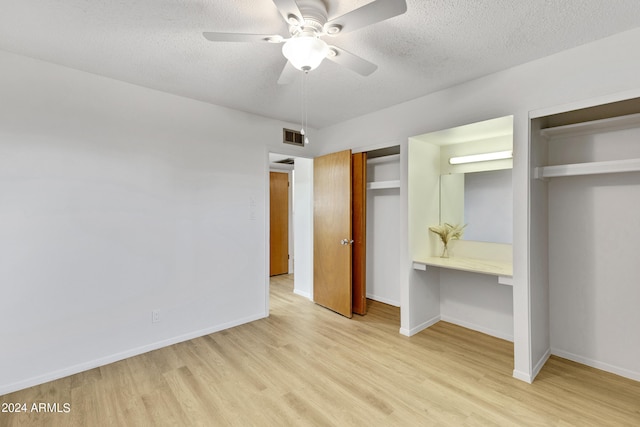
[270, 171, 289, 276]
[352, 152, 367, 315]
[314, 150, 353, 317]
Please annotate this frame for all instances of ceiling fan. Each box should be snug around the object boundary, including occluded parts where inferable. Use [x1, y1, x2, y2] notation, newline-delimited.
[203, 0, 407, 84]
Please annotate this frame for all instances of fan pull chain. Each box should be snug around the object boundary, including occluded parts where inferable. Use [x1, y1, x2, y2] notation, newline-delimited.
[304, 70, 309, 145]
[300, 69, 305, 137]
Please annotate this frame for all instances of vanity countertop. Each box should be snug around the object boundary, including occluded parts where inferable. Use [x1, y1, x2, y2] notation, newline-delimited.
[413, 256, 512, 277]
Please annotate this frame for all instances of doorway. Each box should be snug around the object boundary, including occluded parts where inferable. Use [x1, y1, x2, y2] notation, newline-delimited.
[268, 153, 314, 300]
[267, 148, 400, 318]
[270, 171, 289, 276]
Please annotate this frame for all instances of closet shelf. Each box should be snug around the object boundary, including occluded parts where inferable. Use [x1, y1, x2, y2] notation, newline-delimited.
[540, 112, 640, 138]
[366, 180, 400, 190]
[534, 158, 640, 179]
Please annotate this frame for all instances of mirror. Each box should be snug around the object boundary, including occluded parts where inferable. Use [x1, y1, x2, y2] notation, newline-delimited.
[440, 169, 512, 244]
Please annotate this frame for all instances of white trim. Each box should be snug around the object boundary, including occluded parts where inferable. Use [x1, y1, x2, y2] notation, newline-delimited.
[412, 262, 427, 271]
[399, 140, 411, 337]
[366, 180, 401, 190]
[551, 348, 640, 382]
[366, 294, 400, 307]
[399, 314, 440, 337]
[512, 369, 533, 383]
[532, 348, 551, 380]
[287, 169, 294, 274]
[293, 289, 312, 300]
[264, 148, 272, 316]
[529, 88, 640, 119]
[440, 315, 514, 342]
[270, 164, 294, 172]
[523, 109, 534, 385]
[498, 275, 513, 286]
[0, 312, 267, 396]
[351, 140, 403, 154]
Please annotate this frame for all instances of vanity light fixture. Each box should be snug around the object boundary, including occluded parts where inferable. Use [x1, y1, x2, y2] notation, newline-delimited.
[449, 150, 513, 165]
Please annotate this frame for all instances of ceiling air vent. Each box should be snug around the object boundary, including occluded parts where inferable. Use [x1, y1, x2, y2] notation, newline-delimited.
[274, 157, 295, 165]
[283, 128, 304, 147]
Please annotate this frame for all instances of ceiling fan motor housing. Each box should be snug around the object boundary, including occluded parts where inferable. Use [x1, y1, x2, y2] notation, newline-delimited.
[291, 0, 329, 36]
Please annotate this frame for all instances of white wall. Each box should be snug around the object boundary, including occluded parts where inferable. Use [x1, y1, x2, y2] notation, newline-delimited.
[440, 270, 514, 341]
[293, 158, 313, 299]
[315, 27, 640, 382]
[404, 139, 441, 335]
[288, 170, 294, 273]
[0, 49, 309, 394]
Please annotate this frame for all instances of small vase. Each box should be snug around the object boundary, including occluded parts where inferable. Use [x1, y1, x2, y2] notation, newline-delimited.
[441, 243, 449, 258]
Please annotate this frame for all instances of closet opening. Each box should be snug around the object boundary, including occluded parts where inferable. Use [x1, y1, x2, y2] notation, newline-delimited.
[530, 96, 640, 382]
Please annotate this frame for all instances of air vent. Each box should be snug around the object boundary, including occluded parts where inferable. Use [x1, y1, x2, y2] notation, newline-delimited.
[283, 128, 304, 147]
[274, 157, 295, 165]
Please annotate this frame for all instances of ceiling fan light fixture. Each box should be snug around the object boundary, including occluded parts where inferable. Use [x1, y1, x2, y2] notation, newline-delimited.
[449, 150, 513, 165]
[282, 36, 329, 71]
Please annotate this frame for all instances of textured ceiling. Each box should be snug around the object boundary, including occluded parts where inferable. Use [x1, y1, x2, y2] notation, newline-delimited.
[1, 1, 640, 128]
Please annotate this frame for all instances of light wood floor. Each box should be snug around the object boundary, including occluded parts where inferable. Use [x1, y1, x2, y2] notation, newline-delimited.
[2, 274, 639, 426]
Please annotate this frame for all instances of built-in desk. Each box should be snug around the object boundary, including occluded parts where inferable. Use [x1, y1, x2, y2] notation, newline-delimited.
[413, 256, 513, 286]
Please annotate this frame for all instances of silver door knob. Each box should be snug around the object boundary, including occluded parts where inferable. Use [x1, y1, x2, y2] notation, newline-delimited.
[340, 239, 354, 245]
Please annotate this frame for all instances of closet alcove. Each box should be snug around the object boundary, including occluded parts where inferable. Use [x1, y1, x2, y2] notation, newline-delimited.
[530, 96, 640, 381]
[407, 115, 515, 343]
[364, 146, 402, 307]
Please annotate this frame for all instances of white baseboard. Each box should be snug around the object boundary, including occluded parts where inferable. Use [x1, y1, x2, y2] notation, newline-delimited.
[366, 293, 400, 307]
[399, 315, 440, 337]
[551, 348, 640, 382]
[0, 312, 267, 396]
[293, 288, 312, 300]
[512, 369, 533, 383]
[512, 349, 549, 384]
[440, 315, 513, 342]
[532, 348, 551, 380]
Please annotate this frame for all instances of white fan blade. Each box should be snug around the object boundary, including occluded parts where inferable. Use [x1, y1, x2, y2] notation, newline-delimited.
[326, 0, 407, 34]
[278, 61, 299, 85]
[272, 0, 304, 25]
[203, 32, 284, 43]
[327, 46, 377, 76]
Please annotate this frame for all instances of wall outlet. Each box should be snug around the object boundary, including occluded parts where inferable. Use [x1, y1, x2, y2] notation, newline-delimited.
[152, 309, 160, 323]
